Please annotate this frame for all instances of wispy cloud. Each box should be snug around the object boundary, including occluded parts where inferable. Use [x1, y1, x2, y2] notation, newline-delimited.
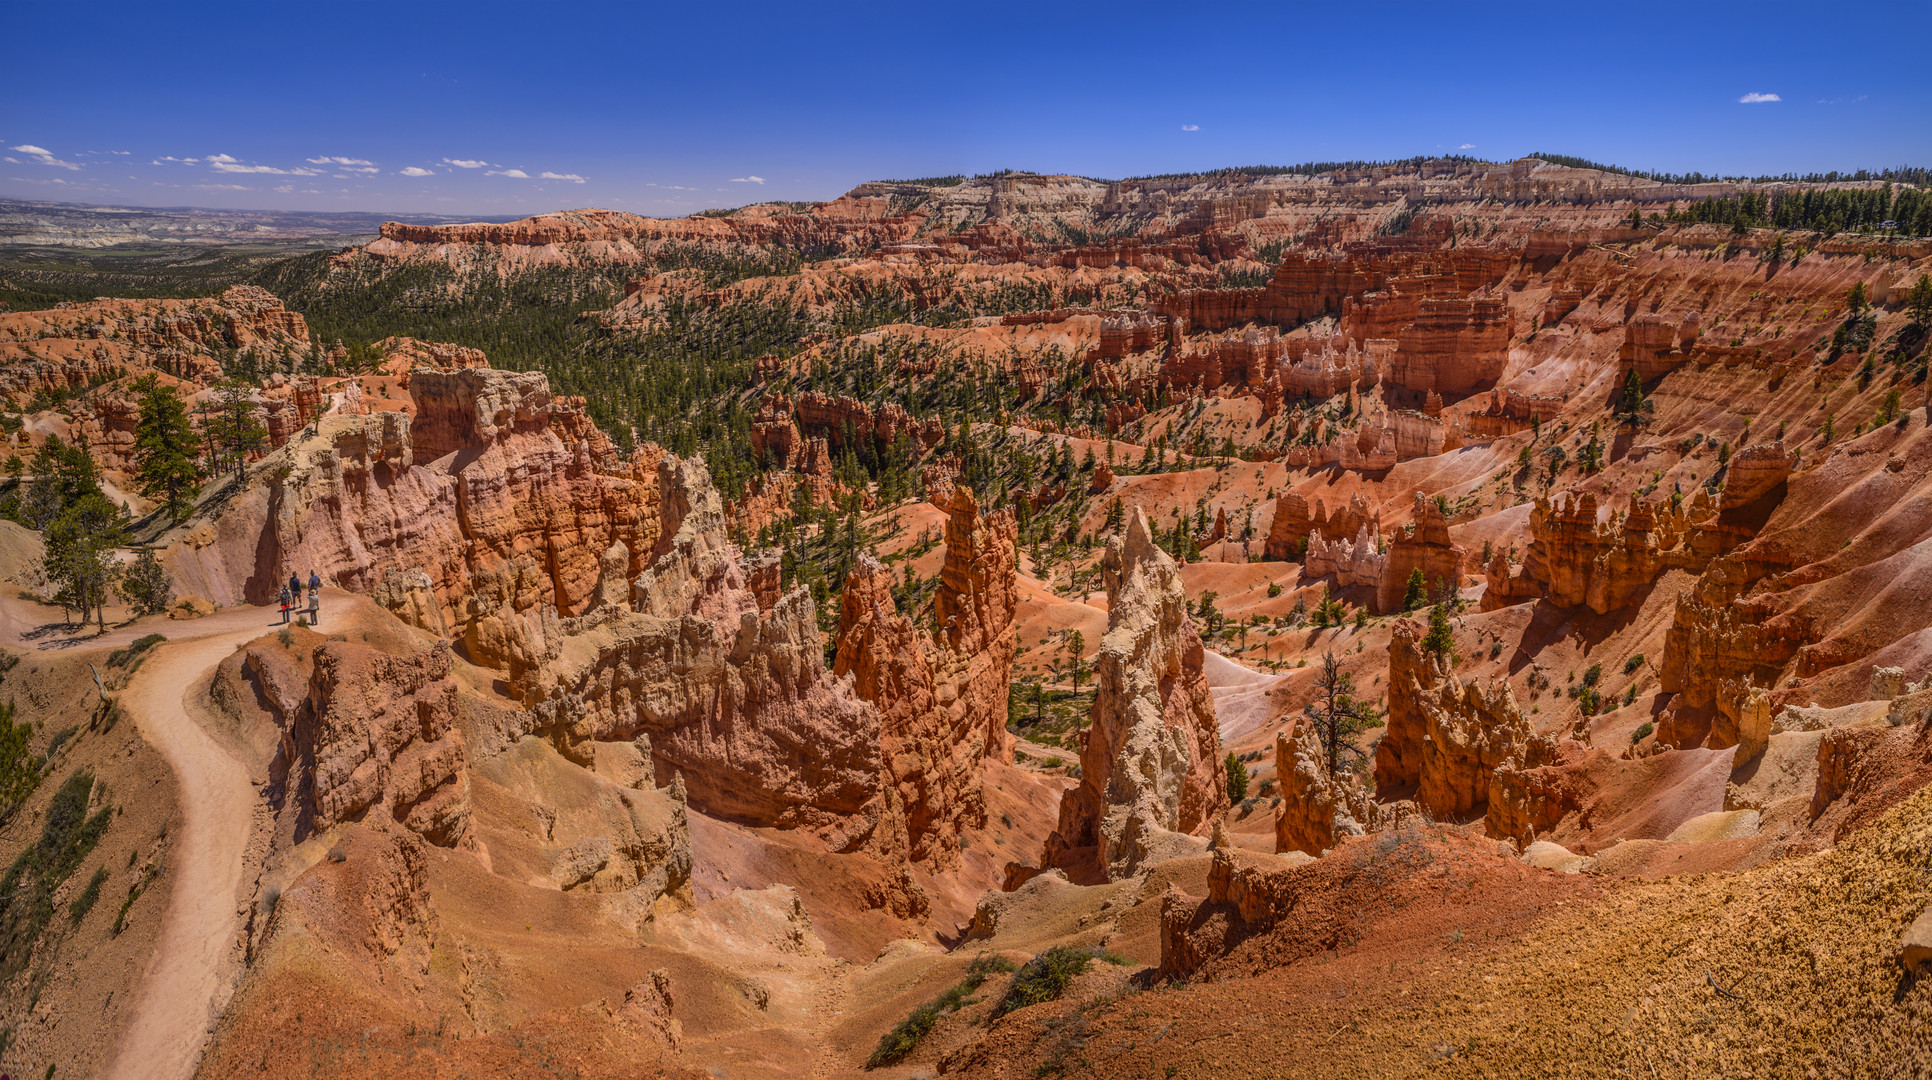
[1180, 124, 1200, 132]
[1817, 94, 1868, 105]
[208, 153, 322, 176]
[152, 155, 201, 165]
[1458, 142, 1476, 149]
[398, 166, 435, 177]
[539, 171, 585, 182]
[730, 175, 765, 184]
[1738, 92, 1781, 104]
[10, 144, 81, 170]
[486, 168, 532, 179]
[193, 183, 251, 191]
[444, 158, 492, 168]
[307, 155, 374, 166]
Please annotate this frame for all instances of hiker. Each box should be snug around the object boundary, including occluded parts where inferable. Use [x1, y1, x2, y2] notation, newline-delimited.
[306, 587, 320, 626]
[287, 572, 301, 601]
[308, 570, 323, 608]
[277, 584, 292, 625]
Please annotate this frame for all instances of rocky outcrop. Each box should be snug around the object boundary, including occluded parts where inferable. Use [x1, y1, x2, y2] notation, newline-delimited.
[1386, 297, 1512, 394]
[1046, 507, 1228, 880]
[288, 639, 470, 846]
[1264, 492, 1380, 561]
[1483, 490, 1726, 615]
[833, 486, 1019, 868]
[1658, 570, 1805, 719]
[1376, 620, 1556, 823]
[518, 457, 879, 831]
[166, 366, 663, 644]
[1487, 741, 1591, 846]
[1718, 443, 1798, 510]
[1375, 492, 1465, 613]
[1711, 679, 1773, 764]
[0, 284, 309, 405]
[1273, 717, 1406, 856]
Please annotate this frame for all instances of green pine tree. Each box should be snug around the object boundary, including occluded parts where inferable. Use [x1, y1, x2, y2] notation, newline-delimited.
[44, 492, 131, 631]
[1401, 568, 1427, 611]
[1225, 752, 1249, 803]
[205, 381, 268, 483]
[131, 377, 203, 522]
[1421, 603, 1455, 661]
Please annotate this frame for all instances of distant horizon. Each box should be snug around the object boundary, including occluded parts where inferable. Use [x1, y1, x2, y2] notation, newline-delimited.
[5, 0, 1927, 216]
[7, 151, 1932, 228]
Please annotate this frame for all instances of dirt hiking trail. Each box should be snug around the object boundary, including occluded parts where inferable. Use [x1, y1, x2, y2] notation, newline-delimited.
[0, 592, 357, 1080]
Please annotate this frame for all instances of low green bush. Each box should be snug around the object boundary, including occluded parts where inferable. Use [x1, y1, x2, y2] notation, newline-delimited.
[867, 953, 1018, 1068]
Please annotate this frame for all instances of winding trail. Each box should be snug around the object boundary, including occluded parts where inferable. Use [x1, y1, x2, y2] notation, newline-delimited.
[0, 591, 344, 1080]
[100, 616, 268, 1080]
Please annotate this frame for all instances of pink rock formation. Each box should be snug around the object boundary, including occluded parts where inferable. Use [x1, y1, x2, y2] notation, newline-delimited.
[1375, 492, 1466, 614]
[1274, 717, 1388, 856]
[1483, 490, 1727, 615]
[1376, 620, 1554, 822]
[166, 366, 663, 641]
[0, 285, 309, 405]
[834, 487, 1019, 869]
[1046, 507, 1228, 880]
[292, 639, 470, 846]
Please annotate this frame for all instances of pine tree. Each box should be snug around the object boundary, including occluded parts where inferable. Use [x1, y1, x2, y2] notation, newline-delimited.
[1305, 652, 1374, 777]
[1224, 752, 1249, 803]
[1401, 567, 1427, 611]
[131, 377, 202, 522]
[205, 381, 268, 483]
[1421, 603, 1455, 661]
[119, 547, 175, 616]
[44, 492, 130, 631]
[1064, 630, 1087, 693]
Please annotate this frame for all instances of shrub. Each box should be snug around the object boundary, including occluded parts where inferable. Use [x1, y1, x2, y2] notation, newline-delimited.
[1624, 654, 1645, 675]
[868, 953, 1018, 1067]
[105, 633, 166, 670]
[69, 865, 108, 923]
[0, 701, 38, 825]
[1582, 663, 1603, 687]
[2, 771, 113, 977]
[992, 946, 1108, 1019]
[1632, 721, 1655, 744]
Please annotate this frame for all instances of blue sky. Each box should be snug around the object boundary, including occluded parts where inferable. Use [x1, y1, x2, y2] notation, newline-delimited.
[4, 0, 1928, 218]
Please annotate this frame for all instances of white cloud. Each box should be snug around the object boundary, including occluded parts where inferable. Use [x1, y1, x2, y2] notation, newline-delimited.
[1180, 124, 1199, 132]
[487, 168, 531, 179]
[152, 155, 201, 165]
[399, 166, 435, 177]
[307, 155, 374, 166]
[1817, 94, 1868, 105]
[10, 144, 81, 170]
[730, 175, 765, 184]
[193, 183, 250, 191]
[539, 171, 585, 182]
[1738, 92, 1781, 104]
[444, 157, 492, 168]
[204, 153, 322, 175]
[1458, 142, 1476, 149]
